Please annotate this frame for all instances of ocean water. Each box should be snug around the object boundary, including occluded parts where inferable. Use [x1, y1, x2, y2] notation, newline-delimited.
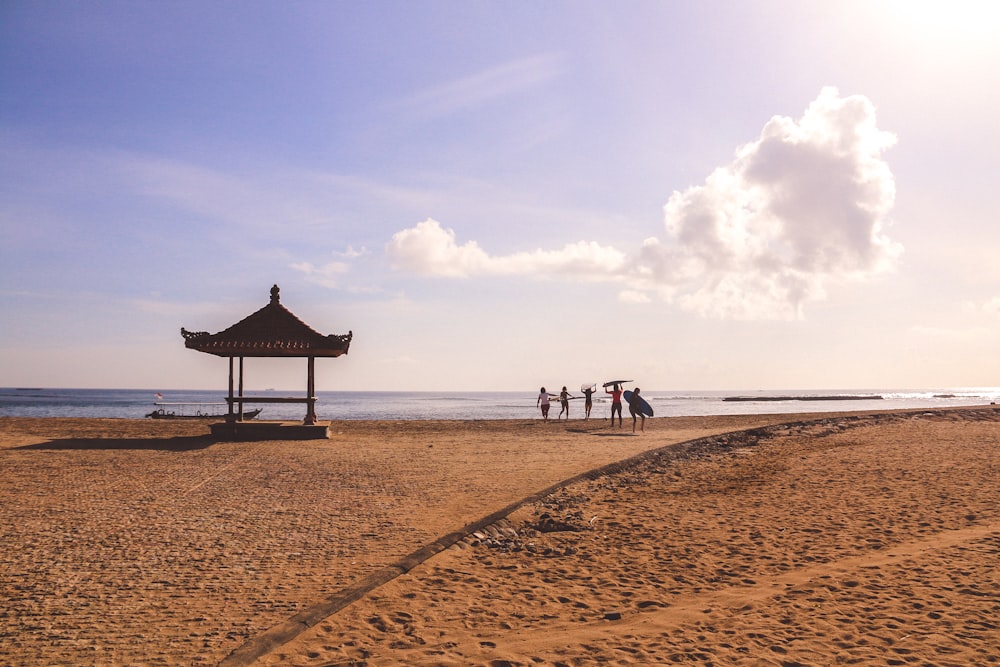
[0, 387, 997, 421]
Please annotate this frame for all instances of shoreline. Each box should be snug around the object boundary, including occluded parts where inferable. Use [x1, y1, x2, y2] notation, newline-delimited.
[2, 407, 998, 665]
[3, 386, 998, 422]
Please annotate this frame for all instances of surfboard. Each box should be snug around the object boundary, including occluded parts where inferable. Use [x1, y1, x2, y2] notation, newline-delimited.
[623, 390, 654, 417]
[602, 379, 632, 388]
[581, 383, 596, 392]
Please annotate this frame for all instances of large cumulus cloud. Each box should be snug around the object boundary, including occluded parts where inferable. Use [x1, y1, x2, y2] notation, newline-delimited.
[645, 86, 901, 318]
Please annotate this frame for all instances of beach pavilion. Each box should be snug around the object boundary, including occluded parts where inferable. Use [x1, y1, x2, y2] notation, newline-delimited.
[181, 285, 352, 434]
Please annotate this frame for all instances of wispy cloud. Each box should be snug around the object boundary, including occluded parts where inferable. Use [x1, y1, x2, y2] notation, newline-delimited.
[386, 88, 902, 320]
[128, 297, 227, 318]
[909, 325, 994, 341]
[119, 155, 348, 236]
[390, 53, 564, 121]
[290, 246, 368, 289]
[289, 261, 350, 288]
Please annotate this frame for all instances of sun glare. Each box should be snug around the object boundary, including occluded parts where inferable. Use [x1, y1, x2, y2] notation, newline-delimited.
[881, 0, 1000, 42]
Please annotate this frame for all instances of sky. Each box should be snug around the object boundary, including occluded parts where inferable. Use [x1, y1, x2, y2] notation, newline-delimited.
[2, 1, 999, 392]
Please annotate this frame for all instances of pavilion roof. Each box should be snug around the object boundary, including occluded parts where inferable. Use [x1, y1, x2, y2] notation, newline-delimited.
[181, 285, 352, 358]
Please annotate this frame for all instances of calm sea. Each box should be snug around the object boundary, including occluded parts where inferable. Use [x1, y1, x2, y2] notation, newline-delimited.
[0, 387, 997, 421]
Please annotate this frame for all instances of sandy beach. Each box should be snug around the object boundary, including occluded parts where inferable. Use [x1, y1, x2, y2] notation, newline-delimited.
[1, 407, 998, 666]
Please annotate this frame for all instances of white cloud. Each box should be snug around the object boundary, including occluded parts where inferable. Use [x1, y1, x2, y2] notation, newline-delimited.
[339, 245, 366, 259]
[386, 218, 627, 279]
[386, 89, 902, 320]
[645, 87, 901, 319]
[963, 296, 1000, 316]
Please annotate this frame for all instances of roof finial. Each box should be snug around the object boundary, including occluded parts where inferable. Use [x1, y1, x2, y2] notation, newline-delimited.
[270, 284, 280, 304]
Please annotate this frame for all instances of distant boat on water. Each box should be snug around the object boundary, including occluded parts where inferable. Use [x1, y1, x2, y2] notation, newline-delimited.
[723, 394, 884, 402]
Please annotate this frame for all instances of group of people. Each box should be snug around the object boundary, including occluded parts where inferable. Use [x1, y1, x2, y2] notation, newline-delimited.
[536, 383, 647, 432]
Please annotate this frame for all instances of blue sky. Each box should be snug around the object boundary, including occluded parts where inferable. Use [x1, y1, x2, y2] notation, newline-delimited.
[2, 1, 999, 391]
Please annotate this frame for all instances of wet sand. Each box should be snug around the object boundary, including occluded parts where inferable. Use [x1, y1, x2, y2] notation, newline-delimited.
[1, 408, 998, 666]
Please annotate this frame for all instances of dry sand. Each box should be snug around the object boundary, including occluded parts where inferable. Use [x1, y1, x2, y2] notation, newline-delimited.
[1, 408, 998, 666]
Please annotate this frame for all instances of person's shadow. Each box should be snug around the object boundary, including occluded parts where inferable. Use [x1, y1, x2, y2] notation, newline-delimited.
[566, 427, 635, 437]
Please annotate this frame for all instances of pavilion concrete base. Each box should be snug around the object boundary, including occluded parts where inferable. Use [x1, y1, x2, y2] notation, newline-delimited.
[210, 420, 332, 441]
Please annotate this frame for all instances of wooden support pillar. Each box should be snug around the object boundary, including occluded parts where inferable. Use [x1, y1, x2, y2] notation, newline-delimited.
[305, 356, 317, 425]
[238, 356, 245, 421]
[227, 357, 235, 421]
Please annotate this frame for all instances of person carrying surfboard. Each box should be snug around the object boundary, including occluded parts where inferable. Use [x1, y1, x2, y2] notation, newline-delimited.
[628, 387, 646, 433]
[582, 384, 595, 420]
[606, 383, 623, 427]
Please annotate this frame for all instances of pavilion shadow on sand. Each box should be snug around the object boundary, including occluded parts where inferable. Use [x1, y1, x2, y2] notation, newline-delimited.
[181, 284, 352, 439]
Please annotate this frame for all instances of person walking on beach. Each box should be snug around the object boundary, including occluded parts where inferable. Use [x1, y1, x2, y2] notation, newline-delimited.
[606, 383, 623, 427]
[537, 387, 551, 421]
[583, 385, 594, 420]
[558, 386, 570, 420]
[629, 387, 646, 433]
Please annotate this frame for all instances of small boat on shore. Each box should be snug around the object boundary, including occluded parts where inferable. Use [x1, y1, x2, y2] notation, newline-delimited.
[146, 403, 262, 420]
